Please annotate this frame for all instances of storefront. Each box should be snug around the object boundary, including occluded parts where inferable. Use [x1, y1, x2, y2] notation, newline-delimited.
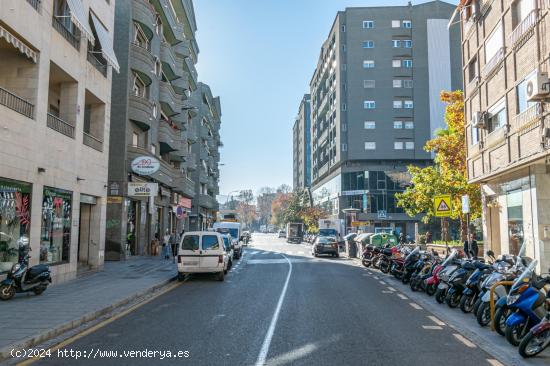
[40, 187, 72, 265]
[0, 179, 32, 273]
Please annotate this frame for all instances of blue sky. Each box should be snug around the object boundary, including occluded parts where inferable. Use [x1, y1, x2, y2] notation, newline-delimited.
[193, 0, 457, 197]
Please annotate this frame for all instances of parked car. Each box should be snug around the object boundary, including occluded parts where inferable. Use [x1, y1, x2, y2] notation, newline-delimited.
[278, 230, 286, 238]
[312, 236, 339, 258]
[177, 232, 227, 281]
[221, 234, 234, 272]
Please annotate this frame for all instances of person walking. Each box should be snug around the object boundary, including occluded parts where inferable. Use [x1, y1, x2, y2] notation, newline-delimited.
[162, 229, 171, 260]
[463, 233, 478, 259]
[399, 232, 406, 245]
[170, 230, 179, 262]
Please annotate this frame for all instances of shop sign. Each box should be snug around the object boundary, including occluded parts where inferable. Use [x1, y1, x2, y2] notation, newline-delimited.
[351, 221, 370, 227]
[109, 182, 120, 196]
[179, 197, 192, 209]
[80, 194, 97, 205]
[341, 190, 368, 196]
[131, 156, 160, 175]
[128, 183, 158, 197]
[107, 196, 123, 204]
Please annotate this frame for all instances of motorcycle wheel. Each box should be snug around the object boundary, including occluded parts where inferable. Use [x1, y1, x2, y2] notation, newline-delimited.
[410, 279, 418, 292]
[446, 291, 461, 308]
[0, 284, 15, 301]
[476, 302, 491, 326]
[33, 286, 46, 296]
[505, 321, 529, 347]
[401, 274, 410, 285]
[380, 261, 390, 274]
[493, 306, 509, 336]
[425, 283, 436, 296]
[519, 329, 550, 358]
[459, 294, 475, 313]
[435, 288, 446, 304]
[362, 259, 371, 268]
[472, 298, 482, 316]
[393, 270, 403, 280]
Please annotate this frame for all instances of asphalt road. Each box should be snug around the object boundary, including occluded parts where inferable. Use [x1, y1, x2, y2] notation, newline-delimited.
[31, 234, 502, 366]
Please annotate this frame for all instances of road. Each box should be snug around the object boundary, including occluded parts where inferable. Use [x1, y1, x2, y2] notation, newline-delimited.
[30, 234, 501, 366]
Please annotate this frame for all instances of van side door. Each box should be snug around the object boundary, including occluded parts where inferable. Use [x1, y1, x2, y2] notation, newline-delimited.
[200, 234, 222, 270]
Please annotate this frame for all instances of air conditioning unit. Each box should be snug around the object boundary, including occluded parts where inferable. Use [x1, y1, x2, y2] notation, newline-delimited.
[472, 111, 488, 129]
[526, 70, 549, 101]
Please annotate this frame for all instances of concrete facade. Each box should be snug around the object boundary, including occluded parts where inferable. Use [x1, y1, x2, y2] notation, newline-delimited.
[460, 0, 550, 272]
[106, 0, 202, 260]
[309, 1, 462, 235]
[293, 94, 312, 190]
[0, 0, 118, 282]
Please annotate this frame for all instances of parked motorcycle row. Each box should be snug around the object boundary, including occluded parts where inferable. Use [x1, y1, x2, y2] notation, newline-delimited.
[361, 241, 550, 359]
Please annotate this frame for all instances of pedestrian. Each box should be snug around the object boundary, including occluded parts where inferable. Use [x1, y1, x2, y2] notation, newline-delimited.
[399, 232, 406, 244]
[425, 231, 432, 244]
[170, 230, 179, 262]
[464, 233, 479, 259]
[163, 229, 171, 260]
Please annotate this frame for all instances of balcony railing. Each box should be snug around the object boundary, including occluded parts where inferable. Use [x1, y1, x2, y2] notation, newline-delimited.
[52, 16, 80, 50]
[481, 47, 505, 78]
[0, 86, 34, 118]
[47, 113, 75, 138]
[509, 10, 539, 48]
[511, 103, 542, 132]
[26, 0, 41, 12]
[87, 52, 107, 77]
[83, 132, 103, 151]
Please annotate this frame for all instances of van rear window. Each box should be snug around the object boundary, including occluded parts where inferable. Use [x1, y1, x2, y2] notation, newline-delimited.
[181, 235, 199, 250]
[202, 235, 220, 250]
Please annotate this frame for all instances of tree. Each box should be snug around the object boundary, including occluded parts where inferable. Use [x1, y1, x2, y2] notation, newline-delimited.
[396, 91, 481, 239]
[270, 192, 292, 227]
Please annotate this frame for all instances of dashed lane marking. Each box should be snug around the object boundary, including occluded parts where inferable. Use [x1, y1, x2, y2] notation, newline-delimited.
[486, 359, 504, 366]
[382, 291, 393, 294]
[387, 287, 397, 292]
[427, 316, 445, 326]
[379, 281, 386, 285]
[453, 333, 477, 348]
[397, 293, 408, 300]
[409, 303, 423, 310]
[422, 325, 443, 330]
[373, 276, 379, 280]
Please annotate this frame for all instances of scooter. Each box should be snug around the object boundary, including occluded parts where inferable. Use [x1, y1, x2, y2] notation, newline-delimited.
[401, 246, 421, 284]
[0, 237, 51, 301]
[425, 249, 458, 296]
[518, 290, 550, 358]
[434, 251, 462, 304]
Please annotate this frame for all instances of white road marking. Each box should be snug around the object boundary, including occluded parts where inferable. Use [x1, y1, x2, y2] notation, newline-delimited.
[409, 303, 423, 310]
[379, 281, 386, 285]
[387, 287, 396, 292]
[427, 316, 445, 326]
[422, 325, 443, 330]
[255, 254, 292, 366]
[373, 276, 379, 280]
[453, 333, 476, 348]
[486, 359, 504, 366]
[397, 293, 408, 300]
[382, 291, 393, 294]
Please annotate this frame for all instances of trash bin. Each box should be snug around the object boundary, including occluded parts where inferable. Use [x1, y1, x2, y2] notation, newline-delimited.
[344, 233, 358, 257]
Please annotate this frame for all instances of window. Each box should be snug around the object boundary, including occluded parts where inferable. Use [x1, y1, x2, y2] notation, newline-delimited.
[403, 79, 413, 88]
[392, 20, 401, 28]
[471, 126, 479, 145]
[394, 141, 404, 150]
[468, 57, 478, 82]
[342, 103, 347, 111]
[363, 60, 375, 68]
[485, 23, 503, 63]
[405, 142, 415, 150]
[404, 40, 412, 48]
[393, 100, 403, 109]
[133, 22, 149, 50]
[487, 98, 507, 133]
[363, 20, 374, 28]
[201, 235, 220, 250]
[393, 79, 402, 88]
[404, 100, 414, 109]
[40, 187, 72, 265]
[364, 121, 376, 129]
[132, 132, 139, 146]
[151, 144, 156, 155]
[364, 142, 376, 150]
[342, 143, 347, 151]
[403, 59, 413, 68]
[155, 16, 162, 36]
[362, 40, 374, 48]
[403, 20, 412, 28]
[181, 235, 199, 250]
[393, 121, 403, 129]
[342, 25, 346, 32]
[517, 75, 535, 113]
[513, 0, 536, 28]
[392, 59, 401, 68]
[404, 121, 414, 129]
[364, 101, 376, 109]
[363, 80, 375, 88]
[132, 73, 146, 97]
[392, 40, 401, 48]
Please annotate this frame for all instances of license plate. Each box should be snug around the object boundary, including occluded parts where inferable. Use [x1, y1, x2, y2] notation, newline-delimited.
[183, 261, 198, 266]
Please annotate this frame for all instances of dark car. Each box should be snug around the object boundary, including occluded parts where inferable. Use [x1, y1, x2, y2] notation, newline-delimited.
[312, 236, 339, 258]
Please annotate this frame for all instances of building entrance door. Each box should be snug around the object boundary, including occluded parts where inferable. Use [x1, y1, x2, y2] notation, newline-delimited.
[78, 203, 92, 269]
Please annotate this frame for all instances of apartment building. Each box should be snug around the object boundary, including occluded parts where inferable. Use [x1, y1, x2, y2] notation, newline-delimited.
[309, 1, 462, 235]
[106, 0, 200, 259]
[188, 82, 221, 231]
[460, 0, 550, 271]
[293, 94, 312, 190]
[0, 0, 118, 282]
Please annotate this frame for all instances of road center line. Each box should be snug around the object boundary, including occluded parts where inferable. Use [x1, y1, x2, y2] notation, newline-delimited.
[255, 254, 292, 366]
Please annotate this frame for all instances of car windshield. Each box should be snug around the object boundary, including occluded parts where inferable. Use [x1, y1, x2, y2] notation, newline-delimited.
[202, 235, 220, 251]
[181, 235, 199, 251]
[319, 229, 337, 237]
[511, 259, 537, 292]
[228, 229, 239, 239]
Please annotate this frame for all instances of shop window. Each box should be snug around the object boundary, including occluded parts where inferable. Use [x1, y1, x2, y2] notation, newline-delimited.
[40, 187, 72, 265]
[0, 180, 32, 273]
[506, 189, 523, 256]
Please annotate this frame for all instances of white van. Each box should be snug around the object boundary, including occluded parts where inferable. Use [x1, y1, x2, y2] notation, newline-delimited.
[177, 231, 227, 281]
[212, 222, 242, 259]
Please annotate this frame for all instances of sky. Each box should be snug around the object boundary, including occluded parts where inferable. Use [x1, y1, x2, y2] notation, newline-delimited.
[193, 0, 457, 197]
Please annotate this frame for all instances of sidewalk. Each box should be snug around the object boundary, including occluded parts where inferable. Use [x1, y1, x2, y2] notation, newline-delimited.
[0, 257, 177, 361]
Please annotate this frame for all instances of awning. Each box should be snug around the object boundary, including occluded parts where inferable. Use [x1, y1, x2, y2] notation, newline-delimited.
[0, 25, 37, 63]
[66, 0, 95, 43]
[90, 13, 120, 73]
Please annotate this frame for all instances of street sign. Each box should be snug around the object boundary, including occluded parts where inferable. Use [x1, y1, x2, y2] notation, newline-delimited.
[377, 210, 387, 219]
[462, 195, 470, 214]
[434, 195, 452, 217]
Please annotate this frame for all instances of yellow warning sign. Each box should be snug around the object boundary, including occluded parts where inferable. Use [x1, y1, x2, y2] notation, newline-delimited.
[434, 195, 452, 217]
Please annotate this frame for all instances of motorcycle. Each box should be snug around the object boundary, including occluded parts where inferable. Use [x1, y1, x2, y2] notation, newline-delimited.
[0, 237, 52, 301]
[434, 251, 462, 304]
[446, 259, 482, 308]
[425, 249, 458, 296]
[459, 260, 492, 313]
[401, 246, 421, 284]
[518, 289, 550, 358]
[410, 252, 439, 292]
[390, 246, 412, 280]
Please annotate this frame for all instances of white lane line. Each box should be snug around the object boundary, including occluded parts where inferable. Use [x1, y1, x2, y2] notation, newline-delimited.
[386, 287, 396, 292]
[382, 291, 393, 294]
[427, 316, 445, 326]
[453, 333, 476, 348]
[422, 325, 443, 330]
[379, 280, 386, 285]
[397, 293, 408, 300]
[255, 254, 292, 366]
[409, 303, 423, 310]
[373, 276, 379, 280]
[486, 359, 504, 366]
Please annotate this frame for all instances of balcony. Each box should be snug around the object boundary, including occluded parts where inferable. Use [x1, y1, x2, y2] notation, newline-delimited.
[187, 129, 198, 142]
[26, 0, 41, 12]
[198, 194, 217, 209]
[200, 148, 209, 161]
[186, 153, 197, 171]
[509, 10, 539, 49]
[481, 47, 505, 79]
[52, 16, 80, 50]
[130, 43, 155, 77]
[128, 95, 154, 131]
[0, 86, 34, 119]
[160, 42, 182, 80]
[47, 113, 75, 138]
[511, 103, 542, 133]
[174, 40, 191, 58]
[158, 120, 181, 152]
[83, 132, 103, 152]
[172, 75, 190, 96]
[151, 0, 183, 44]
[184, 57, 198, 89]
[132, 0, 157, 37]
[87, 52, 107, 77]
[466, 76, 480, 97]
[174, 176, 195, 198]
[159, 81, 183, 116]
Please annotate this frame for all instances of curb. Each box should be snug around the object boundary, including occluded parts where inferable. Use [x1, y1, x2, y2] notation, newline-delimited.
[0, 275, 177, 362]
